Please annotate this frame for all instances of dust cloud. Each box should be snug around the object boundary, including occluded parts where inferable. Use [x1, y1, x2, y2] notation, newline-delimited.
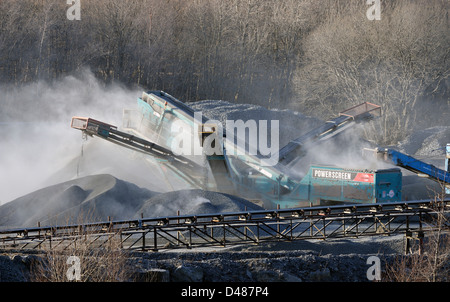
[0, 69, 152, 204]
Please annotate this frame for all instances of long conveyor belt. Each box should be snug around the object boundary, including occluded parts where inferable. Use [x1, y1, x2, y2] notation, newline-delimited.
[1, 199, 448, 252]
[70, 116, 210, 189]
[71, 117, 200, 169]
[278, 102, 381, 166]
[375, 148, 450, 185]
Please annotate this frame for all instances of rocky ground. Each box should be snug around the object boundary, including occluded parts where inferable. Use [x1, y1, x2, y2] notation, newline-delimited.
[0, 234, 407, 282]
[128, 235, 405, 282]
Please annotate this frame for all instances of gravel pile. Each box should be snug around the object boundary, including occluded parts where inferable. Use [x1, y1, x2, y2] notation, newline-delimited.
[0, 174, 264, 229]
[137, 189, 263, 218]
[0, 174, 156, 228]
[398, 126, 450, 158]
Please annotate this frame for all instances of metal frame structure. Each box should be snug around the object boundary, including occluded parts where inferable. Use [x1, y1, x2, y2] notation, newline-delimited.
[1, 200, 449, 252]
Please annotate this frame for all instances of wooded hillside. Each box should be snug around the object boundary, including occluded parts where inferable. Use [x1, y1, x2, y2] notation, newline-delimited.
[0, 0, 448, 144]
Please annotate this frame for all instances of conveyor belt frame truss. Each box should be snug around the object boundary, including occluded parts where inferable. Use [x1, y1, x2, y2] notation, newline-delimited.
[1, 200, 449, 252]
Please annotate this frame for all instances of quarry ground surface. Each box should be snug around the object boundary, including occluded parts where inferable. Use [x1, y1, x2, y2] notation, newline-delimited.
[0, 233, 406, 282]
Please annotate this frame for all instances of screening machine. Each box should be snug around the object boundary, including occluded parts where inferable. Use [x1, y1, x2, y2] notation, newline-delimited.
[72, 90, 405, 209]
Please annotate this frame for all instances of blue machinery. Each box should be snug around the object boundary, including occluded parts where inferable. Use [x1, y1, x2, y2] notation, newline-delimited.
[71, 91, 449, 209]
[373, 145, 450, 195]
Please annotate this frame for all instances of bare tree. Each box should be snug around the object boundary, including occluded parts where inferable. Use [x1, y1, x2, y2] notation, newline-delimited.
[0, 0, 447, 126]
[294, 0, 449, 145]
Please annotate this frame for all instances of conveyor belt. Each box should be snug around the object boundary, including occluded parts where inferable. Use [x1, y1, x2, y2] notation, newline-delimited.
[1, 199, 448, 251]
[278, 102, 381, 166]
[71, 117, 197, 167]
[71, 116, 208, 189]
[376, 148, 450, 185]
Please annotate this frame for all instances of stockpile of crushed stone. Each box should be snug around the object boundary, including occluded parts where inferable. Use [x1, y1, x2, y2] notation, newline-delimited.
[0, 174, 154, 228]
[0, 174, 264, 229]
[137, 189, 262, 218]
[397, 126, 450, 157]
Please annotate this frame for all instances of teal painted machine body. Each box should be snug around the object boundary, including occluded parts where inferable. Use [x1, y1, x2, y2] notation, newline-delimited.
[135, 90, 208, 150]
[74, 91, 449, 209]
[294, 166, 402, 206]
[125, 91, 402, 209]
[223, 160, 402, 208]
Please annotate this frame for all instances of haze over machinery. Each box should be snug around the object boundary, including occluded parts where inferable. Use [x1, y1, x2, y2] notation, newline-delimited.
[71, 91, 450, 210]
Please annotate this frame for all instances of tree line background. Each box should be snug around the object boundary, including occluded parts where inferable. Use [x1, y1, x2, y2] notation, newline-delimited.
[0, 0, 448, 144]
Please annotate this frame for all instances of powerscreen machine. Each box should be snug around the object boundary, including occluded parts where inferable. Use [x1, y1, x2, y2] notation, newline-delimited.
[72, 91, 447, 209]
